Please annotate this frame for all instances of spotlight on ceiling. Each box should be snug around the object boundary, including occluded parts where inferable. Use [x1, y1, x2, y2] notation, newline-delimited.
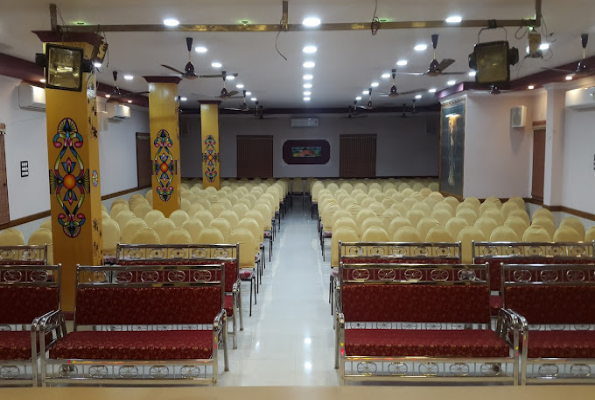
[381, 73, 391, 79]
[396, 60, 408, 66]
[302, 17, 321, 27]
[445, 16, 462, 23]
[195, 46, 208, 53]
[303, 45, 317, 54]
[303, 61, 315, 68]
[211, 62, 222, 68]
[163, 19, 180, 27]
[414, 44, 428, 51]
[303, 74, 313, 80]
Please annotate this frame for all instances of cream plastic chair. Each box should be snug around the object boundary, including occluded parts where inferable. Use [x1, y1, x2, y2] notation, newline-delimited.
[112, 198, 128, 207]
[426, 226, 454, 242]
[391, 203, 408, 216]
[102, 210, 111, 221]
[218, 198, 233, 210]
[362, 226, 390, 242]
[504, 216, 530, 240]
[445, 217, 469, 241]
[417, 217, 441, 240]
[456, 202, 475, 214]
[188, 203, 205, 218]
[153, 218, 177, 243]
[334, 217, 358, 233]
[373, 193, 386, 203]
[464, 197, 481, 211]
[193, 210, 215, 228]
[110, 202, 130, 219]
[121, 218, 148, 244]
[531, 217, 556, 239]
[479, 201, 498, 216]
[585, 226, 595, 243]
[393, 226, 422, 242]
[483, 208, 505, 226]
[131, 227, 161, 245]
[423, 197, 440, 211]
[508, 196, 526, 210]
[553, 226, 582, 242]
[40, 219, 52, 231]
[443, 196, 460, 211]
[182, 219, 204, 243]
[102, 219, 121, 255]
[392, 193, 405, 203]
[433, 202, 454, 215]
[132, 203, 152, 219]
[169, 210, 190, 228]
[0, 228, 25, 246]
[332, 210, 352, 228]
[254, 203, 273, 230]
[355, 209, 376, 227]
[360, 197, 375, 209]
[165, 227, 192, 244]
[457, 227, 486, 263]
[522, 225, 552, 242]
[428, 182, 440, 192]
[398, 183, 411, 193]
[360, 217, 385, 237]
[28, 228, 53, 264]
[533, 208, 554, 221]
[509, 209, 531, 226]
[431, 209, 452, 227]
[238, 218, 262, 253]
[369, 202, 386, 217]
[500, 201, 520, 219]
[475, 217, 498, 240]
[245, 210, 266, 237]
[210, 218, 232, 242]
[219, 210, 240, 230]
[115, 210, 136, 231]
[381, 209, 401, 229]
[210, 202, 226, 218]
[180, 198, 192, 213]
[232, 203, 250, 220]
[456, 208, 478, 226]
[198, 226, 225, 245]
[490, 226, 519, 242]
[143, 210, 165, 229]
[560, 217, 586, 240]
[412, 202, 432, 217]
[405, 209, 426, 228]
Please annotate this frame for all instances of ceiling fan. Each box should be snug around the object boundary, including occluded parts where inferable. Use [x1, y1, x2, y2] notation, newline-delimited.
[347, 100, 367, 118]
[397, 34, 466, 77]
[161, 37, 238, 80]
[224, 90, 250, 112]
[106, 71, 148, 100]
[541, 34, 594, 76]
[358, 88, 375, 110]
[191, 71, 241, 100]
[379, 69, 426, 97]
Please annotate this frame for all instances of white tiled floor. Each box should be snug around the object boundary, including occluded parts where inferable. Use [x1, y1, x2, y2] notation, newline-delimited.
[218, 200, 341, 386]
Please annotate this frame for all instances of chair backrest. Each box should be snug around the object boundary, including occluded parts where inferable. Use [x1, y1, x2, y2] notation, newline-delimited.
[339, 241, 462, 265]
[75, 263, 224, 329]
[339, 262, 490, 324]
[472, 241, 595, 292]
[0, 264, 60, 324]
[0, 245, 48, 264]
[116, 243, 239, 293]
[502, 263, 595, 325]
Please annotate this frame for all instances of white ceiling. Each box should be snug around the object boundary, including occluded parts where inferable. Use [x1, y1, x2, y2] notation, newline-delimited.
[1, 0, 594, 108]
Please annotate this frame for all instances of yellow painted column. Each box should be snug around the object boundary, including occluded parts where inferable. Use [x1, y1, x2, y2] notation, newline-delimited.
[200, 101, 221, 190]
[144, 77, 182, 217]
[37, 35, 103, 311]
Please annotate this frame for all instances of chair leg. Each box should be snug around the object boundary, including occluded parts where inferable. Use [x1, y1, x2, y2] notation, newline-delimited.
[232, 307, 237, 350]
[269, 237, 272, 262]
[238, 288, 244, 331]
[253, 276, 257, 304]
[330, 276, 334, 315]
[223, 314, 230, 372]
[249, 279, 253, 317]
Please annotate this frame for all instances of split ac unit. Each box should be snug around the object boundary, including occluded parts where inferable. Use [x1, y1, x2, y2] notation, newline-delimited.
[18, 84, 46, 111]
[111, 104, 131, 119]
[510, 106, 527, 128]
[290, 117, 319, 128]
[566, 87, 595, 111]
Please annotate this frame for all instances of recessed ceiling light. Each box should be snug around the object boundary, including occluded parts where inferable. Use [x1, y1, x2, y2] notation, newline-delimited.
[356, 96, 362, 100]
[447, 80, 456, 86]
[566, 75, 573, 81]
[250, 97, 257, 101]
[127, 100, 132, 103]
[195, 46, 208, 53]
[75, 21, 86, 25]
[415, 94, 422, 99]
[528, 85, 535, 90]
[303, 83, 312, 89]
[211, 62, 222, 68]
[93, 62, 102, 68]
[303, 91, 311, 96]
[396, 59, 408, 66]
[468, 71, 476, 77]
[303, 74, 313, 80]
[40, 78, 46, 83]
[428, 88, 437, 93]
[225, 75, 235, 81]
[303, 61, 315, 68]
[363, 90, 369, 95]
[445, 16, 462, 23]
[105, 94, 110, 98]
[302, 17, 321, 27]
[179, 97, 187, 101]
[124, 74, 133, 80]
[414, 44, 428, 51]
[246, 91, 252, 96]
[381, 73, 391, 79]
[539, 43, 550, 51]
[163, 19, 180, 27]
[304, 97, 311, 101]
[236, 84, 244, 89]
[240, 20, 250, 25]
[371, 82, 379, 87]
[303, 45, 317, 54]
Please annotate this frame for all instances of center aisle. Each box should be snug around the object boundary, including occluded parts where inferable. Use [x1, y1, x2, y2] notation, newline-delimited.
[220, 201, 340, 386]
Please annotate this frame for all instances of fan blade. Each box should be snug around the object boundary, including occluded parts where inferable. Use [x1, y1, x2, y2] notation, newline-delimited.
[431, 34, 439, 49]
[582, 33, 589, 49]
[440, 72, 467, 75]
[437, 59, 455, 71]
[198, 73, 238, 78]
[540, 67, 576, 73]
[186, 37, 193, 53]
[226, 90, 239, 97]
[130, 91, 149, 95]
[400, 88, 427, 95]
[395, 71, 425, 76]
[161, 64, 185, 75]
[224, 108, 242, 111]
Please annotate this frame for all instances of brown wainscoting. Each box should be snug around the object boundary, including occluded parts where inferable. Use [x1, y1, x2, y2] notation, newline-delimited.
[532, 120, 546, 130]
[439, 191, 463, 202]
[0, 185, 151, 231]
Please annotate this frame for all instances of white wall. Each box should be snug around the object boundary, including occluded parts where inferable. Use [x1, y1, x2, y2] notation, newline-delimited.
[180, 113, 440, 178]
[462, 93, 535, 199]
[0, 75, 149, 223]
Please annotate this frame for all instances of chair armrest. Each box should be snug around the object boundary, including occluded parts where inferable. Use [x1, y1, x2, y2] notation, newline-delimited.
[496, 308, 526, 350]
[33, 310, 67, 356]
[337, 312, 345, 330]
[213, 309, 227, 332]
[232, 279, 240, 294]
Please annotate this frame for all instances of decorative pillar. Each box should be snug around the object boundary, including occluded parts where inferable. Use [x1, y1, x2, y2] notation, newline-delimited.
[543, 84, 566, 207]
[35, 33, 104, 311]
[200, 101, 221, 190]
[144, 77, 182, 217]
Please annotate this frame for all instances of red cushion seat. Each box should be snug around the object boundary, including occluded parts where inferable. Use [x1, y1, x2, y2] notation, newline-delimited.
[0, 331, 33, 360]
[527, 331, 595, 358]
[264, 231, 272, 238]
[239, 269, 254, 280]
[344, 329, 509, 358]
[224, 294, 234, 316]
[490, 295, 503, 316]
[323, 231, 332, 238]
[49, 331, 213, 360]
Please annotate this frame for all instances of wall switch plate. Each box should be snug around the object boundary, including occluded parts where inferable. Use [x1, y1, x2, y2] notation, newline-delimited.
[0, 122, 6, 135]
[20, 161, 29, 177]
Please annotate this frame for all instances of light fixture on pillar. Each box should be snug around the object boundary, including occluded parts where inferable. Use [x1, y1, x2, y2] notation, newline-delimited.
[35, 44, 93, 91]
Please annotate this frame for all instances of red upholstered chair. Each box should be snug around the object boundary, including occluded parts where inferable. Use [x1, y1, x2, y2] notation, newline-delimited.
[42, 263, 228, 386]
[335, 262, 520, 384]
[502, 263, 595, 384]
[0, 264, 61, 386]
[116, 243, 242, 349]
[0, 245, 48, 265]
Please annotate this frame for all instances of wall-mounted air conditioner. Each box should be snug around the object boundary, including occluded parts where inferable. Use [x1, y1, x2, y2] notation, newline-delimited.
[566, 87, 595, 111]
[18, 84, 46, 111]
[290, 117, 319, 128]
[97, 111, 109, 132]
[109, 104, 131, 120]
[510, 106, 527, 128]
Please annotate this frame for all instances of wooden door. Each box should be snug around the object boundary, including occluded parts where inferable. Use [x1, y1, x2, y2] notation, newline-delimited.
[237, 135, 274, 178]
[0, 133, 9, 225]
[340, 134, 377, 178]
[136, 133, 152, 188]
[531, 129, 546, 201]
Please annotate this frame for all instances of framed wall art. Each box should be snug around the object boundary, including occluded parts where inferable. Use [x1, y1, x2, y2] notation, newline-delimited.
[439, 97, 466, 198]
[282, 139, 330, 165]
